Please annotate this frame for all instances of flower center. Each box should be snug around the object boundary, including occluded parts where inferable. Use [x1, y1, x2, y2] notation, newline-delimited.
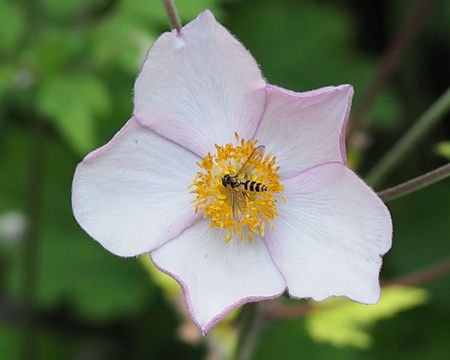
[189, 133, 285, 243]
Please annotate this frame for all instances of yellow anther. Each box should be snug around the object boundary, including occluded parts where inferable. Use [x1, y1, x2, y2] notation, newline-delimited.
[189, 134, 285, 243]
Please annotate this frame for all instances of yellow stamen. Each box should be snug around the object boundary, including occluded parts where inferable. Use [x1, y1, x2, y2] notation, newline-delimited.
[189, 134, 285, 243]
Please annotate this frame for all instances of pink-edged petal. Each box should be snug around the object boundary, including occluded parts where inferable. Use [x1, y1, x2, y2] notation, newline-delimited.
[255, 85, 353, 178]
[134, 10, 266, 157]
[266, 162, 392, 304]
[151, 220, 286, 335]
[72, 118, 200, 257]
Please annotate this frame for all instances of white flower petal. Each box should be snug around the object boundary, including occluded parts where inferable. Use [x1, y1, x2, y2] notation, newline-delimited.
[266, 162, 392, 304]
[255, 85, 353, 178]
[134, 10, 266, 157]
[72, 118, 200, 257]
[151, 220, 286, 334]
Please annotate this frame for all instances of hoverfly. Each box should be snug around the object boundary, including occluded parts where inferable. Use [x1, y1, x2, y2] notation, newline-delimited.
[222, 145, 268, 222]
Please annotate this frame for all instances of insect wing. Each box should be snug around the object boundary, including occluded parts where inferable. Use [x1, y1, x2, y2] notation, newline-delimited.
[231, 189, 248, 222]
[237, 145, 265, 176]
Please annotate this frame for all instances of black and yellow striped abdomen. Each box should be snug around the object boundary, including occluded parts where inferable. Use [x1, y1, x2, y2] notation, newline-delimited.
[242, 180, 268, 192]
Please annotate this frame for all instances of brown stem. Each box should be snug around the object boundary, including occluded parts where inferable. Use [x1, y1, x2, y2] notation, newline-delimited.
[161, 0, 182, 33]
[378, 162, 450, 201]
[261, 301, 313, 320]
[366, 87, 450, 187]
[347, 0, 437, 136]
[262, 258, 450, 320]
[382, 258, 450, 287]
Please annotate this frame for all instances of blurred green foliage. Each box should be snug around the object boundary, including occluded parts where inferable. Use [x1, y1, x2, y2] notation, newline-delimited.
[305, 286, 428, 349]
[0, 0, 449, 359]
[37, 75, 110, 154]
[228, 0, 402, 131]
[436, 141, 450, 160]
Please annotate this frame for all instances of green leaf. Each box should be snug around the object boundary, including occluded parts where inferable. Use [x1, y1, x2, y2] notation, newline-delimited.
[305, 286, 428, 348]
[30, 27, 86, 75]
[139, 255, 180, 298]
[91, 14, 155, 74]
[41, 0, 89, 21]
[0, 0, 24, 53]
[369, 88, 402, 130]
[252, 317, 360, 360]
[0, 63, 17, 102]
[369, 302, 450, 360]
[435, 141, 450, 160]
[0, 323, 20, 360]
[37, 75, 110, 155]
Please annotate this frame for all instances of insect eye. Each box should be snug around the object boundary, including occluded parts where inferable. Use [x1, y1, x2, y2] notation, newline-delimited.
[222, 175, 229, 187]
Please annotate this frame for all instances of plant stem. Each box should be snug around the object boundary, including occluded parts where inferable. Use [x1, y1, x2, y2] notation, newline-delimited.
[382, 258, 450, 287]
[366, 86, 450, 187]
[235, 302, 264, 360]
[378, 162, 450, 201]
[347, 0, 437, 136]
[161, 0, 182, 32]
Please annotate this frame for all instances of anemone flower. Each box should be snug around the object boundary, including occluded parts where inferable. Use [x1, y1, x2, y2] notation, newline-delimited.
[72, 10, 392, 335]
